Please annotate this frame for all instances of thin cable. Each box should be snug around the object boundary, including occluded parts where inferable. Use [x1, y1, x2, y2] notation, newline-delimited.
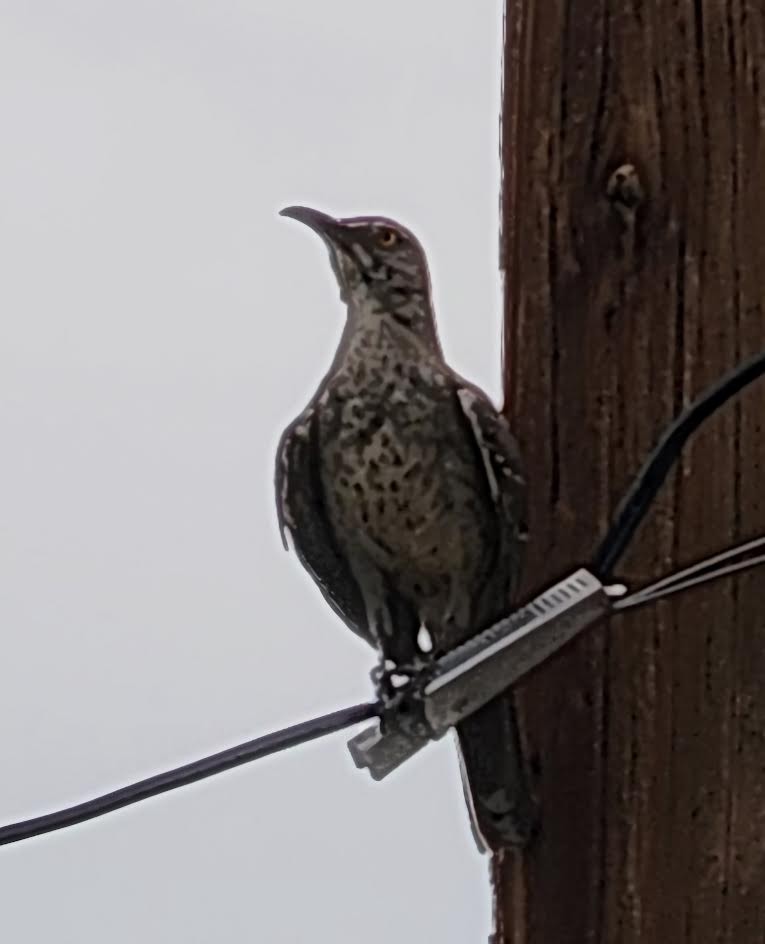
[593, 349, 765, 579]
[614, 547, 765, 611]
[0, 701, 378, 847]
[623, 533, 765, 603]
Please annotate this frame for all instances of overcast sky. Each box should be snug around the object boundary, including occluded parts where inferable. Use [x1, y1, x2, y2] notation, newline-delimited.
[0, 3, 505, 941]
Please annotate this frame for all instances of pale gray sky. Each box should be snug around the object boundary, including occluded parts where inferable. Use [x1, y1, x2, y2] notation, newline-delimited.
[0, 3, 504, 941]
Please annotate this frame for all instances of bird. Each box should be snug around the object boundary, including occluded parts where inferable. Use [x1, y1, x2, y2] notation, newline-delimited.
[274, 205, 536, 851]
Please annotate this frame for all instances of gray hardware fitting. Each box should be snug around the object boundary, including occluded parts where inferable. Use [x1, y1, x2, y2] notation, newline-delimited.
[348, 568, 616, 779]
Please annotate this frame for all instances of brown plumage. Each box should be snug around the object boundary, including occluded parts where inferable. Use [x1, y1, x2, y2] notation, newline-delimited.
[275, 205, 535, 850]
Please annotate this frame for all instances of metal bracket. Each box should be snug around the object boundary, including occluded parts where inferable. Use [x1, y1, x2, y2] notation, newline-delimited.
[348, 568, 615, 779]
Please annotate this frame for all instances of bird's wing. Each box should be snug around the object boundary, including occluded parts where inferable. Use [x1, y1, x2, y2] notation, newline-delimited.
[275, 407, 372, 645]
[455, 384, 528, 607]
[453, 385, 536, 851]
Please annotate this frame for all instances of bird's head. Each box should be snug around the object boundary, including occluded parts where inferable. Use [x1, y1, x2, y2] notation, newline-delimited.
[280, 205, 437, 342]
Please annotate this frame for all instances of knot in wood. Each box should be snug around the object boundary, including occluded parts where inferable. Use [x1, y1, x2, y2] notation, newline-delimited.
[606, 164, 644, 212]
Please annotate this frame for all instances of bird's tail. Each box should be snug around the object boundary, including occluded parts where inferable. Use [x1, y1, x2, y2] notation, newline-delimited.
[454, 689, 537, 852]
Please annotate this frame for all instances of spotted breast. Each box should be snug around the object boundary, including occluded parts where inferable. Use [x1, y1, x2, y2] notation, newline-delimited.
[316, 318, 495, 643]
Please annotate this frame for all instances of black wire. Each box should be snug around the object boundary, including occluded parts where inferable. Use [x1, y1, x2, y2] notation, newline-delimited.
[593, 349, 765, 579]
[6, 350, 765, 850]
[0, 701, 378, 847]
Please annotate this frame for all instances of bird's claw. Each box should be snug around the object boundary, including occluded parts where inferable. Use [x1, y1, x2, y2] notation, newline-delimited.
[370, 661, 398, 706]
[371, 654, 434, 706]
[394, 654, 433, 679]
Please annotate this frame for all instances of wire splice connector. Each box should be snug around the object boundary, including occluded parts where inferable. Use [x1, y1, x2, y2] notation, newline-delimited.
[349, 570, 615, 779]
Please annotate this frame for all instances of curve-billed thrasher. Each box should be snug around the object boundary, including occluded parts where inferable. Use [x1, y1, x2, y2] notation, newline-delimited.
[275, 205, 535, 850]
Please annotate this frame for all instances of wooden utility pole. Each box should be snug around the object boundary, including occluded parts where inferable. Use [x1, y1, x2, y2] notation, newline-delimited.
[497, 2, 765, 942]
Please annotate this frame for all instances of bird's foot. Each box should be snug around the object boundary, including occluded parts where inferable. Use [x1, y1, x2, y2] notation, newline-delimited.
[393, 653, 434, 680]
[370, 659, 400, 706]
[371, 653, 435, 707]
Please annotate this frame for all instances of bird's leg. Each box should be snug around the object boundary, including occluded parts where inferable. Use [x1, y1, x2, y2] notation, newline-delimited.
[343, 556, 398, 703]
[347, 556, 421, 704]
[393, 622, 439, 679]
[382, 589, 426, 674]
[367, 594, 421, 705]
[366, 596, 399, 705]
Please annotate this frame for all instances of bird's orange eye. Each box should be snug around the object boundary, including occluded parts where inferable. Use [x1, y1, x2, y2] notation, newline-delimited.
[378, 228, 398, 248]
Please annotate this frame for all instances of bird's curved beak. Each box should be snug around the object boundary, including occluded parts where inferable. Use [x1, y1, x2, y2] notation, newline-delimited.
[280, 205, 356, 302]
[279, 205, 340, 240]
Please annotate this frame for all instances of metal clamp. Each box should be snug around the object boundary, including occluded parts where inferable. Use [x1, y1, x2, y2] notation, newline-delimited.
[348, 569, 616, 779]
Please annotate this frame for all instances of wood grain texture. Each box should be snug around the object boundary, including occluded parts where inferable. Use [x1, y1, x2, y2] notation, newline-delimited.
[497, 1, 765, 941]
